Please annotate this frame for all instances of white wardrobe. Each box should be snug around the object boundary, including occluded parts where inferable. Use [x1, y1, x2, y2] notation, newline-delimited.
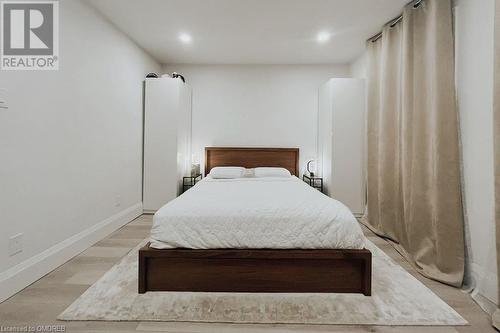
[143, 77, 192, 213]
[318, 78, 365, 215]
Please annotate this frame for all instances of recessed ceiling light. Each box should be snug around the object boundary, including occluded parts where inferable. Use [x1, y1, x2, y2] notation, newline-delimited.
[178, 33, 192, 44]
[316, 31, 331, 43]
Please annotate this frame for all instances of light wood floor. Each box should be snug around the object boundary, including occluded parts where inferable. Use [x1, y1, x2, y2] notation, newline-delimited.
[0, 214, 495, 333]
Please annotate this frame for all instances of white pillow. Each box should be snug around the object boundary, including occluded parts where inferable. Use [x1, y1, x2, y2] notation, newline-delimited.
[209, 166, 245, 179]
[254, 167, 291, 178]
[242, 168, 255, 178]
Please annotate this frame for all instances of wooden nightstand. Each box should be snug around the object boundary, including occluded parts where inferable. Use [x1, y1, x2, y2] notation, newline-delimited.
[182, 174, 202, 193]
[302, 174, 323, 193]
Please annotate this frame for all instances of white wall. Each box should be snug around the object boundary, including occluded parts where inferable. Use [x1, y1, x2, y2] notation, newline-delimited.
[162, 64, 350, 170]
[349, 53, 368, 79]
[454, 0, 498, 312]
[0, 0, 160, 301]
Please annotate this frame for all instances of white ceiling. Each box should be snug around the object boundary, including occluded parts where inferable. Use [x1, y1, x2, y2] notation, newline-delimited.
[87, 0, 407, 65]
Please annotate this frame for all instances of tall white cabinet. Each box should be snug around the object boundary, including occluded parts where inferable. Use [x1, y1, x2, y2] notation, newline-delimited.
[318, 78, 365, 215]
[143, 77, 192, 213]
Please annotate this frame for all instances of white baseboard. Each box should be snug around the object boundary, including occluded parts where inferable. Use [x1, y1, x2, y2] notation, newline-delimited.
[0, 202, 143, 303]
[469, 262, 498, 315]
[472, 290, 498, 316]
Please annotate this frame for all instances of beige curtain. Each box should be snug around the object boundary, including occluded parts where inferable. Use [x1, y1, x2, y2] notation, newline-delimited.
[364, 0, 465, 287]
[493, 0, 500, 329]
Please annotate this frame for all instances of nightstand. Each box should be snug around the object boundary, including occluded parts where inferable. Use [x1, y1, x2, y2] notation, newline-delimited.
[302, 174, 323, 193]
[182, 174, 202, 193]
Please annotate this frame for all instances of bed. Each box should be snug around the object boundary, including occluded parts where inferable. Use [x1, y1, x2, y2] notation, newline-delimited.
[139, 147, 372, 295]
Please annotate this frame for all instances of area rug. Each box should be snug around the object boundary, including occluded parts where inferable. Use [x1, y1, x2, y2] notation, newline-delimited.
[58, 239, 467, 325]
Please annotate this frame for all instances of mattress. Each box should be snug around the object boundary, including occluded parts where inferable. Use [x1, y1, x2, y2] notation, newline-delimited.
[150, 176, 365, 249]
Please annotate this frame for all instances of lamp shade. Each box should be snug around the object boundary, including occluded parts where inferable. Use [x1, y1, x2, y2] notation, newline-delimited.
[306, 159, 316, 177]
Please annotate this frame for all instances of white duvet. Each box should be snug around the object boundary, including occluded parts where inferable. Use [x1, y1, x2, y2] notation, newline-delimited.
[150, 176, 366, 249]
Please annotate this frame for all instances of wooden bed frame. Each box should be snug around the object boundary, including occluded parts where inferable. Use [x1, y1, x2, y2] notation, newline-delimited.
[138, 147, 372, 296]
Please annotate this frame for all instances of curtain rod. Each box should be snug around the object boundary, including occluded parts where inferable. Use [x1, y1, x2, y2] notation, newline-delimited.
[367, 0, 423, 43]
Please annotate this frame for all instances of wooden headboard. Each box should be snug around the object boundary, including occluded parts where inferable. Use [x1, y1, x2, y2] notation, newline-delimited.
[205, 147, 300, 176]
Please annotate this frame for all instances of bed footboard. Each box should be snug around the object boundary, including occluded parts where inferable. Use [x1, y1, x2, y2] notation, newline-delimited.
[138, 244, 372, 296]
